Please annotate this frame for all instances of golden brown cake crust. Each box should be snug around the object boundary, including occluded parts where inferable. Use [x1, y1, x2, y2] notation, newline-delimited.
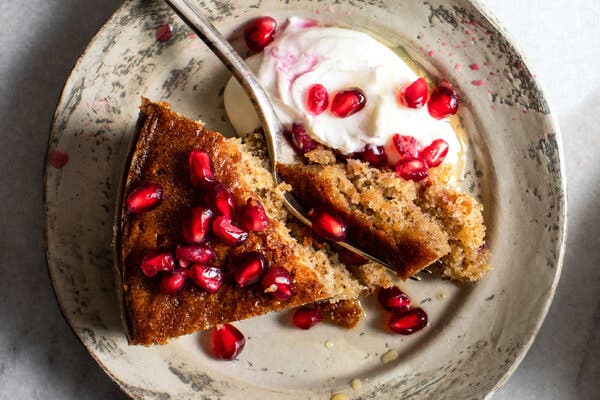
[119, 99, 357, 345]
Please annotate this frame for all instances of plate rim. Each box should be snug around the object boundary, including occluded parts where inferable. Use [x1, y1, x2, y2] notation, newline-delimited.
[42, 0, 568, 398]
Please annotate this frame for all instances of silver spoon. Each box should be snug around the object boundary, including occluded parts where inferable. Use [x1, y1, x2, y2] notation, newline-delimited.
[164, 0, 391, 268]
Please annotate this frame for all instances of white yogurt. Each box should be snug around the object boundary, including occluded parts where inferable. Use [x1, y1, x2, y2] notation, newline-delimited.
[224, 18, 460, 165]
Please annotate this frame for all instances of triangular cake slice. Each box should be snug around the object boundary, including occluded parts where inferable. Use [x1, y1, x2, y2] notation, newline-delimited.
[278, 160, 490, 281]
[117, 99, 362, 345]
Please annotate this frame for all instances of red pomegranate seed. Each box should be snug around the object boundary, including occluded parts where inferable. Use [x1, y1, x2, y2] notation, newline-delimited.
[339, 249, 368, 266]
[388, 308, 428, 335]
[126, 183, 163, 213]
[419, 139, 449, 167]
[233, 252, 266, 287]
[212, 324, 246, 360]
[189, 149, 215, 188]
[308, 207, 348, 241]
[183, 207, 214, 244]
[239, 198, 269, 232]
[211, 183, 235, 218]
[159, 269, 188, 295]
[392, 134, 421, 160]
[306, 84, 329, 115]
[261, 267, 295, 300]
[212, 216, 248, 246]
[395, 157, 429, 181]
[290, 122, 318, 153]
[292, 307, 322, 330]
[48, 150, 69, 168]
[360, 144, 387, 168]
[140, 251, 175, 277]
[330, 88, 366, 118]
[189, 264, 223, 293]
[156, 24, 173, 42]
[428, 82, 459, 119]
[378, 286, 411, 312]
[175, 244, 214, 268]
[244, 16, 277, 53]
[399, 77, 429, 109]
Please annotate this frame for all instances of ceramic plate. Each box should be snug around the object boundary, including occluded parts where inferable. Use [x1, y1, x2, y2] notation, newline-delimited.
[44, 0, 566, 399]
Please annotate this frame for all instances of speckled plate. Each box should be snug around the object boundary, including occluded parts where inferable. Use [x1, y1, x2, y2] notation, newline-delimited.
[44, 0, 566, 399]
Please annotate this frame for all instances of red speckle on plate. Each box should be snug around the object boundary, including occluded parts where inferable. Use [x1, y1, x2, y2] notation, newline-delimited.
[465, 29, 471, 35]
[48, 150, 69, 169]
[156, 24, 173, 42]
[469, 63, 480, 71]
[471, 80, 485, 86]
[454, 63, 461, 70]
[428, 50, 434, 57]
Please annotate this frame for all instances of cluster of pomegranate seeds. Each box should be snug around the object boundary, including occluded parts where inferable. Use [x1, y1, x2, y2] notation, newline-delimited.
[190, 264, 223, 293]
[427, 81, 459, 119]
[378, 286, 411, 312]
[127, 183, 164, 213]
[292, 306, 323, 330]
[233, 252, 267, 287]
[160, 270, 188, 295]
[308, 207, 348, 241]
[388, 308, 428, 335]
[189, 149, 215, 188]
[399, 77, 429, 109]
[377, 286, 428, 335]
[212, 324, 246, 360]
[330, 88, 367, 118]
[244, 16, 277, 53]
[176, 244, 214, 268]
[306, 84, 329, 115]
[240, 198, 269, 232]
[261, 267, 295, 301]
[290, 122, 318, 153]
[360, 144, 387, 168]
[389, 133, 449, 182]
[140, 252, 175, 277]
[182, 207, 214, 244]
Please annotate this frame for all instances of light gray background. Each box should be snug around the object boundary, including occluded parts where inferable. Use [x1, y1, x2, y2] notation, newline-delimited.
[0, 0, 598, 399]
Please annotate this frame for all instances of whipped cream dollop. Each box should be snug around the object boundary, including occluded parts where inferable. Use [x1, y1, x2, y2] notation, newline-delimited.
[224, 18, 461, 165]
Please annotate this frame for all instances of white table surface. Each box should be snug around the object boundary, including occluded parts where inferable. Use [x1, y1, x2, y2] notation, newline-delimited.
[0, 0, 598, 399]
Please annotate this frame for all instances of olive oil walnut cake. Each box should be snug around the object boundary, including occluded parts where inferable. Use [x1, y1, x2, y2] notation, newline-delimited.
[117, 99, 362, 346]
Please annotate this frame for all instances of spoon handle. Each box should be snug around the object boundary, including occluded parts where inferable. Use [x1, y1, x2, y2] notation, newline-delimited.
[163, 0, 284, 172]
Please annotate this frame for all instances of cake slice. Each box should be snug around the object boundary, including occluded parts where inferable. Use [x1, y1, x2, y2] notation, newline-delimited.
[116, 99, 362, 345]
[278, 160, 490, 281]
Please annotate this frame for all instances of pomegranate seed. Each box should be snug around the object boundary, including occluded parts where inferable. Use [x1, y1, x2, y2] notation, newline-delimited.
[399, 77, 429, 109]
[159, 269, 188, 294]
[378, 286, 411, 312]
[388, 308, 428, 335]
[212, 216, 248, 246]
[182, 207, 214, 244]
[212, 324, 246, 360]
[330, 88, 366, 118]
[140, 251, 175, 277]
[261, 267, 295, 300]
[306, 84, 329, 115]
[189, 264, 223, 293]
[156, 24, 173, 42]
[126, 183, 163, 213]
[233, 252, 266, 287]
[419, 139, 449, 168]
[339, 249, 368, 266]
[189, 149, 215, 188]
[48, 150, 69, 168]
[292, 307, 322, 330]
[175, 244, 214, 268]
[244, 16, 277, 53]
[395, 158, 429, 181]
[428, 82, 458, 119]
[211, 183, 235, 218]
[239, 198, 269, 232]
[392, 134, 421, 160]
[290, 122, 318, 153]
[308, 207, 347, 241]
[360, 144, 387, 168]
